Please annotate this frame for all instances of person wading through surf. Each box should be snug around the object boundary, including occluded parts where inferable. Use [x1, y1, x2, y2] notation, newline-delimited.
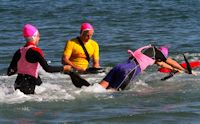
[7, 24, 71, 94]
[62, 23, 101, 73]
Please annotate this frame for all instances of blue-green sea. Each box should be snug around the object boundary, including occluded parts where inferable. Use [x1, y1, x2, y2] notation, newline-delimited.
[0, 0, 200, 123]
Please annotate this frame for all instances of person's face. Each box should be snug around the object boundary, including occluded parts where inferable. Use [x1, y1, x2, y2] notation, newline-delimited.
[80, 30, 93, 43]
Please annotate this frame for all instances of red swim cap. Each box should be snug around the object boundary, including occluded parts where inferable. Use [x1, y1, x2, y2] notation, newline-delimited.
[80, 23, 94, 31]
[23, 24, 38, 37]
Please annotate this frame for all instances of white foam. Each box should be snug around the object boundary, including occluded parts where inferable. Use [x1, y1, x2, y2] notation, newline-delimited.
[0, 71, 75, 104]
[82, 83, 107, 93]
[1, 68, 199, 104]
[74, 83, 108, 94]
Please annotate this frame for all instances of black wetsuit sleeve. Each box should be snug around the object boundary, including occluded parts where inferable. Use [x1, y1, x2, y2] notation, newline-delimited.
[142, 46, 167, 62]
[7, 50, 21, 76]
[154, 47, 167, 62]
[26, 49, 64, 73]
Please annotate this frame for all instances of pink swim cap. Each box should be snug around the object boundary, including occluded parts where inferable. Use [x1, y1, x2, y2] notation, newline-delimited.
[80, 23, 94, 31]
[23, 24, 38, 37]
[159, 46, 168, 57]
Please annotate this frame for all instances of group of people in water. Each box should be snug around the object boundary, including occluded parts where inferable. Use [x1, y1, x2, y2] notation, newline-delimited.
[7, 23, 192, 94]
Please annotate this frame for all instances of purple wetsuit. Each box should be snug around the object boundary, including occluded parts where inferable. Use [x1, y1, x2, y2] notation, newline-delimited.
[103, 46, 167, 90]
[103, 58, 141, 90]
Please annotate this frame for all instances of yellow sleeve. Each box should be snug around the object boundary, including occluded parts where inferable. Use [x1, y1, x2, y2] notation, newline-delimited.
[63, 40, 74, 57]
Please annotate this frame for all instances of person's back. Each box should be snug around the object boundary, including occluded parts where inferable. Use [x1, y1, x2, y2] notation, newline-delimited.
[7, 24, 71, 94]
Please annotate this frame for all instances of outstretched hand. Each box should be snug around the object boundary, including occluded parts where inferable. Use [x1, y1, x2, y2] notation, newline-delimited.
[63, 65, 72, 73]
[182, 69, 197, 76]
[190, 71, 197, 76]
[175, 69, 197, 76]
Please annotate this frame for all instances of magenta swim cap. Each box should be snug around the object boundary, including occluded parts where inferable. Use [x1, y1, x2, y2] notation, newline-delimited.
[23, 24, 38, 37]
[80, 23, 94, 31]
[159, 46, 168, 57]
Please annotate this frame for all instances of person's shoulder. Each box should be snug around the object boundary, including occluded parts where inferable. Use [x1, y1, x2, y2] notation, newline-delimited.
[89, 39, 98, 45]
[12, 49, 21, 58]
[15, 49, 21, 54]
[68, 37, 78, 42]
[66, 37, 79, 45]
[30, 47, 44, 57]
[90, 38, 97, 42]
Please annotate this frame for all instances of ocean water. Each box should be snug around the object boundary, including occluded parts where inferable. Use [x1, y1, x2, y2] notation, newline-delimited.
[0, 0, 200, 123]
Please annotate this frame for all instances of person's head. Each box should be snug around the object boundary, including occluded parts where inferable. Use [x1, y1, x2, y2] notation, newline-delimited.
[23, 24, 40, 46]
[159, 46, 168, 58]
[80, 23, 94, 43]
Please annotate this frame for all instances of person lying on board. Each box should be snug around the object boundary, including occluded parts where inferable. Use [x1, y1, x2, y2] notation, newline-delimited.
[7, 24, 71, 95]
[98, 45, 196, 91]
[62, 23, 100, 73]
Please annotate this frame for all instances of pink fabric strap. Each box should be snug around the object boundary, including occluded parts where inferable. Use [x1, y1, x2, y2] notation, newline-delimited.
[128, 45, 155, 71]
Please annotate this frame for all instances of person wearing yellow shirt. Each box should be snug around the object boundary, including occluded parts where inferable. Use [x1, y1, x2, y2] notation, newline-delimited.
[62, 23, 100, 73]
